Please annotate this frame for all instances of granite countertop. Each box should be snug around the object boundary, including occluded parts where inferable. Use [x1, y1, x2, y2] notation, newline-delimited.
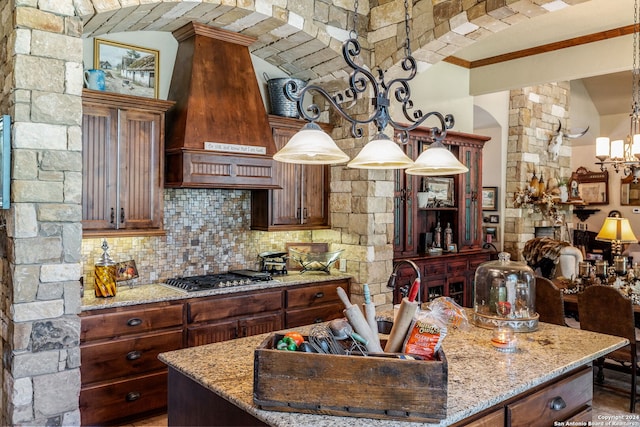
[81, 272, 352, 311]
[159, 317, 627, 427]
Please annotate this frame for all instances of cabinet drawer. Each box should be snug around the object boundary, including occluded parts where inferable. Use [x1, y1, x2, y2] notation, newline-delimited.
[285, 302, 344, 327]
[81, 304, 183, 342]
[424, 261, 446, 276]
[80, 370, 167, 426]
[507, 366, 592, 426]
[446, 259, 468, 274]
[286, 280, 349, 309]
[188, 290, 282, 323]
[469, 254, 491, 270]
[81, 329, 183, 384]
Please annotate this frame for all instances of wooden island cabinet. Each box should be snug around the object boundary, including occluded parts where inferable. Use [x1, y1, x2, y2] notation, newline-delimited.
[392, 128, 492, 307]
[79, 277, 350, 426]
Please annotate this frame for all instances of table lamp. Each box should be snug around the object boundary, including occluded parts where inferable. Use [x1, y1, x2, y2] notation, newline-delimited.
[595, 217, 638, 274]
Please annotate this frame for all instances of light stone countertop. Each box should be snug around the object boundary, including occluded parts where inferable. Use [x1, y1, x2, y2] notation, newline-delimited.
[81, 271, 352, 311]
[159, 317, 627, 427]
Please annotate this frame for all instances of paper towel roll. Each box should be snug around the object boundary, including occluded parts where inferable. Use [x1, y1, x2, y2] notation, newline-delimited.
[384, 297, 419, 353]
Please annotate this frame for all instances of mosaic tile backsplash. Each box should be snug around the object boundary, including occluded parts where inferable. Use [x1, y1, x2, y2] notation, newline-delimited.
[81, 188, 311, 288]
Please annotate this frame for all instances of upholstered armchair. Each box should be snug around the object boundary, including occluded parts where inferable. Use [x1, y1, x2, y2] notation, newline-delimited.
[522, 237, 584, 279]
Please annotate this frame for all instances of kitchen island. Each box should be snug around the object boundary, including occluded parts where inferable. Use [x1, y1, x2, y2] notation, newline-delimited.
[159, 317, 627, 426]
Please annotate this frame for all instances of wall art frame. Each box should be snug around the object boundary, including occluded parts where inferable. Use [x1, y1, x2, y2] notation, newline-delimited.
[94, 38, 159, 98]
[481, 187, 498, 211]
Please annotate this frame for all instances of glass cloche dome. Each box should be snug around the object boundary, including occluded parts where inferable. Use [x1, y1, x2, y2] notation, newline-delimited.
[473, 252, 538, 332]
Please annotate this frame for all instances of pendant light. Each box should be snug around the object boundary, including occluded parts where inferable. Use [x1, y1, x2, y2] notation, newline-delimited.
[273, 0, 464, 175]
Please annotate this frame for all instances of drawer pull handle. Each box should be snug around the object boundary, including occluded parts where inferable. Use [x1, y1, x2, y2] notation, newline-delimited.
[126, 351, 142, 361]
[127, 318, 143, 327]
[314, 292, 324, 299]
[314, 317, 323, 323]
[549, 396, 566, 411]
[126, 391, 141, 402]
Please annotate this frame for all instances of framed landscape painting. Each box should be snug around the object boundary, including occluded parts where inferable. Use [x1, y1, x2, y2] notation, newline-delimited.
[93, 38, 159, 98]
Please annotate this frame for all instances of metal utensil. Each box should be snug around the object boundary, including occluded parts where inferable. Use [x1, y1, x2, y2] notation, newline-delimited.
[309, 324, 343, 355]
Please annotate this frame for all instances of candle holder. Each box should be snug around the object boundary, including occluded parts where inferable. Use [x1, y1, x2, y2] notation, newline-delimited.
[491, 325, 517, 353]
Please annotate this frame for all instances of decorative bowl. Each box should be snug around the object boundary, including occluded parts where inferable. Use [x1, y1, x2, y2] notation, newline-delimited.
[289, 249, 344, 273]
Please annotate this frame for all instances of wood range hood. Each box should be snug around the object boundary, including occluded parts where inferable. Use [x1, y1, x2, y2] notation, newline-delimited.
[165, 22, 279, 189]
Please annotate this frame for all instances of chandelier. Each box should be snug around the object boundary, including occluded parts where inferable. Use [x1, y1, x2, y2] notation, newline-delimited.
[272, 0, 468, 176]
[595, 0, 640, 182]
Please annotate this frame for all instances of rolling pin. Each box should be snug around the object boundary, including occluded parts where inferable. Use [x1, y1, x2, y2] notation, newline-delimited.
[337, 287, 383, 353]
[384, 278, 420, 353]
[362, 284, 381, 349]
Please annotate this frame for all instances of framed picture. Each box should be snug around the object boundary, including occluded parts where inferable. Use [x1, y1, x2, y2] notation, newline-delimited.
[481, 187, 498, 211]
[93, 38, 159, 98]
[417, 177, 454, 208]
[0, 115, 10, 209]
[115, 260, 139, 282]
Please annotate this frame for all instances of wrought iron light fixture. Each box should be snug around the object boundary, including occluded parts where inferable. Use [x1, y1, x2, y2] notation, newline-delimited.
[273, 0, 468, 175]
[595, 0, 640, 182]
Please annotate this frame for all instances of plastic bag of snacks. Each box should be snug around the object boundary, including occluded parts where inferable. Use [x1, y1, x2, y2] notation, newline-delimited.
[428, 296, 470, 331]
[402, 309, 447, 360]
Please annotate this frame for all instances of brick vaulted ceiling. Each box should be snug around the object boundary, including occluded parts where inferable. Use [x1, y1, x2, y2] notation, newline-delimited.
[75, 0, 602, 89]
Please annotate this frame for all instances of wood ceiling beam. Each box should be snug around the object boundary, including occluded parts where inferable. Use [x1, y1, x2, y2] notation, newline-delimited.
[445, 24, 636, 69]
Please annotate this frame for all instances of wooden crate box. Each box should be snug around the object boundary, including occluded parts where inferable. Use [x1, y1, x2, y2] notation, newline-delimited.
[253, 334, 447, 422]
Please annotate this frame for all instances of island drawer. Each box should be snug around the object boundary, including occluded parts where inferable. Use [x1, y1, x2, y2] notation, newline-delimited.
[80, 370, 167, 426]
[81, 303, 183, 342]
[187, 290, 282, 323]
[506, 366, 592, 426]
[80, 329, 183, 384]
[286, 280, 349, 309]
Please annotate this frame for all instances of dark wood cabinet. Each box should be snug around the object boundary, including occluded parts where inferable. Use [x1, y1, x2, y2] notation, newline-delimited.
[79, 278, 349, 425]
[186, 290, 284, 346]
[79, 301, 184, 426]
[251, 116, 330, 231]
[81, 89, 173, 237]
[392, 128, 491, 307]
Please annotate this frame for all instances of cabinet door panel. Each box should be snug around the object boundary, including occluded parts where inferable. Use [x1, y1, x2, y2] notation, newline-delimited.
[303, 163, 328, 226]
[119, 109, 163, 230]
[239, 312, 283, 337]
[82, 104, 118, 230]
[187, 319, 238, 347]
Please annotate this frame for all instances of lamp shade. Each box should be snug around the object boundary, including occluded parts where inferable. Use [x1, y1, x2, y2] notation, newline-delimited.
[595, 137, 610, 160]
[595, 217, 638, 243]
[405, 141, 468, 176]
[273, 122, 349, 164]
[347, 133, 414, 169]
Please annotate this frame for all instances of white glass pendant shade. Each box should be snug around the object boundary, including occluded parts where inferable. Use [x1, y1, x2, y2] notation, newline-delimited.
[273, 122, 349, 164]
[347, 133, 414, 169]
[611, 139, 625, 160]
[595, 137, 610, 160]
[405, 141, 468, 176]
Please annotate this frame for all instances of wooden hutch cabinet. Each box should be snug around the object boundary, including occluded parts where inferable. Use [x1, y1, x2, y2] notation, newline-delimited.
[81, 89, 174, 237]
[251, 116, 330, 231]
[392, 128, 492, 307]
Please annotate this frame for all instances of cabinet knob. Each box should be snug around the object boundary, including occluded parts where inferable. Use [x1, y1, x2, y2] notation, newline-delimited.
[314, 292, 324, 299]
[549, 396, 566, 411]
[125, 391, 141, 402]
[127, 318, 143, 327]
[126, 350, 142, 361]
[314, 317, 323, 323]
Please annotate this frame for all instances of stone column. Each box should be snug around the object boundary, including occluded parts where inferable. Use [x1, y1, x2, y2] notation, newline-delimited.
[504, 82, 573, 260]
[1, 4, 84, 425]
